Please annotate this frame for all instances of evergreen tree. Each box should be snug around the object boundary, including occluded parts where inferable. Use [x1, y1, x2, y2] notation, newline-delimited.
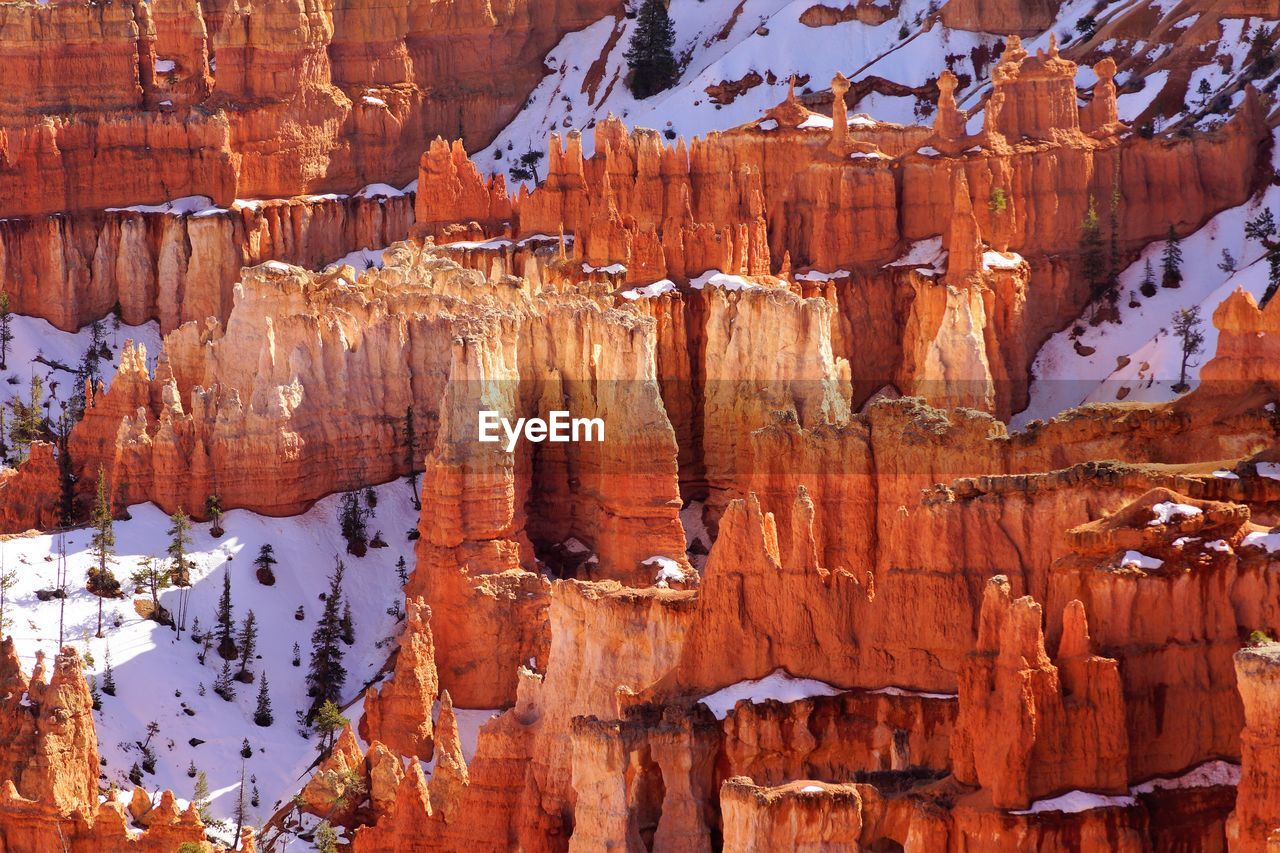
[625, 0, 678, 99]
[88, 467, 119, 637]
[0, 559, 17, 637]
[130, 557, 171, 624]
[1079, 195, 1106, 292]
[214, 660, 235, 701]
[1196, 78, 1213, 109]
[102, 646, 116, 696]
[314, 820, 339, 853]
[8, 374, 44, 461]
[216, 567, 237, 660]
[338, 493, 370, 556]
[251, 782, 260, 809]
[128, 763, 143, 786]
[187, 760, 197, 778]
[403, 406, 420, 510]
[292, 641, 301, 667]
[236, 610, 258, 681]
[0, 291, 11, 372]
[233, 758, 248, 844]
[167, 509, 193, 587]
[1139, 258, 1157, 298]
[1219, 249, 1238, 273]
[1171, 305, 1206, 392]
[313, 700, 349, 753]
[192, 771, 212, 823]
[88, 675, 102, 711]
[396, 556, 409, 587]
[206, 494, 224, 538]
[253, 673, 274, 727]
[240, 737, 253, 759]
[339, 600, 355, 646]
[306, 560, 348, 713]
[1161, 225, 1183, 287]
[254, 544, 277, 586]
[1246, 208, 1280, 306]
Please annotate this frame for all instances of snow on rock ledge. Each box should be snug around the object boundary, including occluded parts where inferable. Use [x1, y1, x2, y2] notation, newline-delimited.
[697, 670, 843, 719]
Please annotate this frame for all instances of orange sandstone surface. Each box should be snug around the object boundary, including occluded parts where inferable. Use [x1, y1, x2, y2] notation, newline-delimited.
[3, 33, 1280, 852]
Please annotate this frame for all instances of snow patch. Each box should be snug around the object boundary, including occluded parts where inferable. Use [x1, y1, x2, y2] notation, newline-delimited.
[1149, 501, 1202, 525]
[1119, 551, 1162, 570]
[698, 670, 843, 720]
[621, 279, 677, 300]
[1010, 791, 1137, 815]
[690, 270, 762, 291]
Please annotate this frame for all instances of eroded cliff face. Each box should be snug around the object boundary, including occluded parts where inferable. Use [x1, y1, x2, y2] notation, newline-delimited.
[0, 0, 623, 217]
[0, 191, 415, 333]
[4, 22, 1280, 851]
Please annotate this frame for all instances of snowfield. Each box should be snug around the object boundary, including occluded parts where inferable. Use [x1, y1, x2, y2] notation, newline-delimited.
[0, 481, 420, 830]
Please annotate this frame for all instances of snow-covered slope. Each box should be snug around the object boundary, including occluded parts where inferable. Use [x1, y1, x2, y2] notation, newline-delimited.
[481, 0, 1003, 166]
[0, 481, 419, 831]
[1013, 146, 1280, 428]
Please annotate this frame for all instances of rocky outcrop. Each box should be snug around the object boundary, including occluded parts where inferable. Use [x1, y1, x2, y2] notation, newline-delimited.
[1230, 644, 1280, 851]
[360, 598, 439, 760]
[0, 644, 205, 851]
[951, 577, 1128, 809]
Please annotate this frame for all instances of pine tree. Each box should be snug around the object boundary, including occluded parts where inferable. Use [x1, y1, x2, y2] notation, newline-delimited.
[102, 646, 116, 696]
[192, 771, 212, 823]
[1079, 195, 1106, 292]
[88, 675, 102, 711]
[404, 406, 420, 510]
[236, 610, 258, 681]
[0, 292, 12, 372]
[216, 567, 237, 660]
[131, 557, 172, 624]
[396, 556, 408, 587]
[206, 494, 224, 538]
[254, 544, 277, 586]
[167, 509, 193, 587]
[254, 672, 274, 727]
[339, 600, 355, 646]
[0, 558, 17, 637]
[292, 641, 301, 667]
[338, 493, 370, 556]
[128, 763, 143, 786]
[1161, 224, 1183, 287]
[306, 560, 348, 712]
[313, 700, 349, 753]
[1171, 305, 1206, 392]
[625, 0, 678, 99]
[88, 467, 119, 637]
[214, 660, 235, 701]
[1196, 78, 1213, 109]
[314, 820, 339, 853]
[240, 737, 253, 759]
[251, 782, 260, 809]
[233, 758, 248, 843]
[187, 760, 197, 778]
[1139, 258, 1157, 298]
